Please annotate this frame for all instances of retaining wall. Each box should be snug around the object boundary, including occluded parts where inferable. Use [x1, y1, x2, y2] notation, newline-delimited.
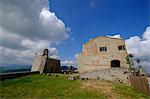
[80, 68, 130, 84]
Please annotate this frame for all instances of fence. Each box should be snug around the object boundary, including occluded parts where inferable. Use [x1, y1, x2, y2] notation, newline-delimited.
[129, 75, 150, 95]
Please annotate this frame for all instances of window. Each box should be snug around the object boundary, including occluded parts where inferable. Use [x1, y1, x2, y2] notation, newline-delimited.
[100, 47, 107, 51]
[118, 45, 125, 50]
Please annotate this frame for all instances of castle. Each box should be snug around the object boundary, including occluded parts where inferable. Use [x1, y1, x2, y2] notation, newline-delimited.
[77, 36, 128, 73]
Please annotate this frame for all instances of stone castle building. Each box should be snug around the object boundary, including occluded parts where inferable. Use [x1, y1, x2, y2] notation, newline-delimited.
[31, 49, 60, 73]
[77, 36, 128, 73]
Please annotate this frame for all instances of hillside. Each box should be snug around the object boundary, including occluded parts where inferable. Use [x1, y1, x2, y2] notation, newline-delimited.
[0, 74, 149, 99]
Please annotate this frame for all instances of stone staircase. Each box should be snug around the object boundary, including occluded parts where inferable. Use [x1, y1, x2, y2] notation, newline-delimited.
[80, 68, 130, 84]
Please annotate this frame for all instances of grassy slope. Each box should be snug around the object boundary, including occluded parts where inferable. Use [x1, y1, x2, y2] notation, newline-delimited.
[0, 74, 149, 99]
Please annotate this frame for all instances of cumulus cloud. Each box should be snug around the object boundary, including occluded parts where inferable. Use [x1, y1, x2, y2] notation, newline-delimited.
[126, 26, 150, 59]
[60, 54, 78, 67]
[61, 60, 74, 66]
[106, 27, 150, 74]
[0, 0, 70, 64]
[143, 26, 150, 40]
[125, 26, 150, 73]
[0, 0, 69, 42]
[0, 47, 34, 64]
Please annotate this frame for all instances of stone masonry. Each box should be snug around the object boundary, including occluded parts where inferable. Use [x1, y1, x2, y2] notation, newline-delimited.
[77, 36, 128, 73]
[31, 49, 60, 73]
[80, 68, 130, 84]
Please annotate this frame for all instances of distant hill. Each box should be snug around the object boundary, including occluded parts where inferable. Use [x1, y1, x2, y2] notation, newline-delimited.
[0, 63, 31, 73]
[61, 66, 77, 71]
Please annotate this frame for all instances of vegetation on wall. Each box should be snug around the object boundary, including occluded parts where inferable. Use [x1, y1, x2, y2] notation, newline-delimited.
[126, 54, 134, 71]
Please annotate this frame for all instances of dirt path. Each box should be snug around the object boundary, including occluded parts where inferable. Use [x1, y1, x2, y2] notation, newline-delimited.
[80, 80, 118, 99]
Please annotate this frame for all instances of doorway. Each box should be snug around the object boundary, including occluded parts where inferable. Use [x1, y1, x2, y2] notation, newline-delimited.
[111, 60, 120, 67]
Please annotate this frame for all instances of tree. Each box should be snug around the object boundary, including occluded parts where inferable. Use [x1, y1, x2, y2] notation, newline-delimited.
[126, 54, 134, 71]
[136, 58, 142, 75]
[129, 54, 134, 58]
[136, 58, 140, 66]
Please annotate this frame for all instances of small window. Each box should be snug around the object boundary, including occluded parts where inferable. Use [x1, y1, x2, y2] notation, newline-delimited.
[100, 47, 107, 51]
[118, 46, 122, 50]
[118, 45, 125, 50]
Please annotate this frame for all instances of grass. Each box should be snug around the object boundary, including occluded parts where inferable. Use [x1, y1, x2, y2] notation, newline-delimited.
[113, 84, 149, 99]
[0, 74, 149, 99]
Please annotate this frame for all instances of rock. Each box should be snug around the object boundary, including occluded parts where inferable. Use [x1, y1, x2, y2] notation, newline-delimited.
[68, 76, 75, 80]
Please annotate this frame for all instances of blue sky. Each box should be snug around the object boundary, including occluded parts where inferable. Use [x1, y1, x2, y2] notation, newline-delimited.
[49, 0, 149, 62]
[0, 0, 149, 72]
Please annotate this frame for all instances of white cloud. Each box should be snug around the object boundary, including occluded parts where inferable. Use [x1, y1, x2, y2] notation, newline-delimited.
[60, 54, 78, 67]
[143, 26, 150, 40]
[0, 0, 70, 42]
[125, 26, 150, 74]
[49, 55, 59, 59]
[61, 60, 74, 66]
[21, 39, 49, 51]
[0, 0, 70, 65]
[38, 8, 69, 42]
[106, 26, 150, 74]
[107, 34, 121, 38]
[126, 26, 150, 58]
[0, 47, 34, 64]
[74, 54, 79, 59]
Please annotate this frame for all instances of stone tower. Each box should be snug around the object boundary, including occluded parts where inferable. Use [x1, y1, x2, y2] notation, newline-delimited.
[31, 49, 60, 73]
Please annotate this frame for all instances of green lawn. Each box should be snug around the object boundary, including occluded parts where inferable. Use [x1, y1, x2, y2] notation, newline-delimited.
[0, 74, 149, 99]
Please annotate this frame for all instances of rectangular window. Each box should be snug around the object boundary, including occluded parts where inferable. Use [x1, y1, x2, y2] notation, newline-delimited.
[118, 45, 125, 50]
[100, 47, 107, 51]
[118, 46, 122, 50]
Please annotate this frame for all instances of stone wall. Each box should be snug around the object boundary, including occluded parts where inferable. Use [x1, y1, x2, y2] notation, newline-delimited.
[31, 55, 60, 73]
[77, 36, 128, 73]
[80, 68, 130, 84]
[44, 58, 60, 73]
[31, 55, 47, 73]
